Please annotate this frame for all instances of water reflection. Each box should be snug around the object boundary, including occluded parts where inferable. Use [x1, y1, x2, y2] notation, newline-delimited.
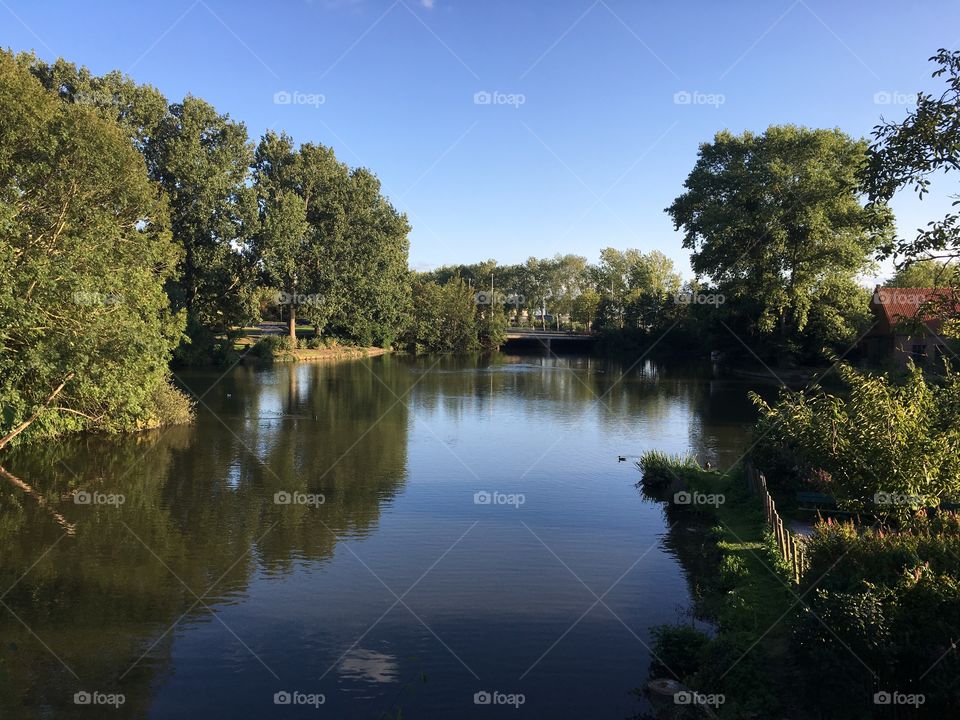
[0, 354, 765, 719]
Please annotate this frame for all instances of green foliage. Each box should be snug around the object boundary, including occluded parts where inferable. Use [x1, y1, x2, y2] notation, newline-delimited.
[796, 515, 960, 714]
[886, 258, 957, 288]
[636, 450, 700, 488]
[865, 50, 960, 279]
[404, 279, 485, 354]
[647, 468, 797, 718]
[751, 362, 960, 512]
[20, 54, 411, 364]
[249, 335, 294, 360]
[148, 96, 260, 353]
[476, 300, 507, 350]
[0, 50, 189, 444]
[649, 625, 711, 680]
[668, 125, 894, 362]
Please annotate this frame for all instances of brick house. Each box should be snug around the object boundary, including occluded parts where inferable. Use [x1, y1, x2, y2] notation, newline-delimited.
[864, 287, 958, 367]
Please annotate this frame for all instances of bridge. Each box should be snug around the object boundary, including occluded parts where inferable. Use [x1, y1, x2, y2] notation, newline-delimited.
[503, 328, 596, 352]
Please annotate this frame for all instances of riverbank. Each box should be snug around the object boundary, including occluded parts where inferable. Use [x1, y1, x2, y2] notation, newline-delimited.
[274, 346, 390, 363]
[234, 331, 391, 364]
[642, 466, 803, 719]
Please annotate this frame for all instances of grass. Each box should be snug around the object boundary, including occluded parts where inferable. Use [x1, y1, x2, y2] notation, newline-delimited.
[646, 466, 803, 718]
[636, 450, 700, 488]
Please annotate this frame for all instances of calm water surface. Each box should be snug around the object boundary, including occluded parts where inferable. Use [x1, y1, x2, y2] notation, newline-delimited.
[0, 354, 768, 719]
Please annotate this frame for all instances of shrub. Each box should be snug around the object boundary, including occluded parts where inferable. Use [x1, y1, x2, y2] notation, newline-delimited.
[250, 334, 293, 360]
[649, 624, 711, 680]
[751, 362, 960, 514]
[299, 336, 325, 350]
[795, 515, 960, 713]
[138, 381, 194, 429]
[636, 450, 701, 488]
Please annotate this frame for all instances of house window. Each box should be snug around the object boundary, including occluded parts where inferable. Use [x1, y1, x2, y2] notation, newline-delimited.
[912, 344, 927, 361]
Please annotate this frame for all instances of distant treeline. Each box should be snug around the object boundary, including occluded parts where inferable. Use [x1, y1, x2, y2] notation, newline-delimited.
[5, 44, 960, 444]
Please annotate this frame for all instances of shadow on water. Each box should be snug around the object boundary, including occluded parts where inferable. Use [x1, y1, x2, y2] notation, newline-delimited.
[0, 359, 410, 719]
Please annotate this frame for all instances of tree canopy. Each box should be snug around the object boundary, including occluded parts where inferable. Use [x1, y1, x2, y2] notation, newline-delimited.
[0, 51, 189, 447]
[668, 126, 894, 360]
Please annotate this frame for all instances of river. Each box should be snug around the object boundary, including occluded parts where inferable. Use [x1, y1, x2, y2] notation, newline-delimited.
[0, 353, 769, 718]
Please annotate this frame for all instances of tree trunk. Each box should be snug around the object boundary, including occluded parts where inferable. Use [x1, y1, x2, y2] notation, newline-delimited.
[0, 373, 74, 451]
[289, 304, 297, 345]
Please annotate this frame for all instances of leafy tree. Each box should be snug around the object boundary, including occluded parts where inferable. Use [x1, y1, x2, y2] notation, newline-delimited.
[885, 259, 956, 288]
[865, 48, 960, 285]
[594, 247, 641, 329]
[751, 362, 960, 515]
[593, 248, 681, 331]
[19, 53, 168, 154]
[476, 301, 508, 350]
[332, 168, 411, 347]
[146, 97, 258, 361]
[253, 132, 321, 342]
[668, 126, 894, 360]
[405, 279, 480, 353]
[519, 257, 556, 330]
[22, 53, 260, 363]
[0, 51, 188, 447]
[571, 287, 601, 330]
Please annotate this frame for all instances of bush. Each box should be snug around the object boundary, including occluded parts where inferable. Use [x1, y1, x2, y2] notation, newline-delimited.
[298, 336, 325, 350]
[649, 624, 711, 680]
[637, 450, 701, 488]
[250, 334, 293, 360]
[138, 381, 194, 429]
[795, 515, 960, 713]
[751, 362, 960, 514]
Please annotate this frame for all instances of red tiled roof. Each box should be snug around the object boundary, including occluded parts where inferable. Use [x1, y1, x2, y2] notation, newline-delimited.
[871, 287, 960, 329]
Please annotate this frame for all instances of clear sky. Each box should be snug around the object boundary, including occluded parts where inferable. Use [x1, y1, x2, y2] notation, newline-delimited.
[3, 0, 959, 282]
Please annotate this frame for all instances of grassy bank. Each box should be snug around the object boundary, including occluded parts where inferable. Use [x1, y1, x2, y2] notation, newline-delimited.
[643, 464, 802, 718]
[238, 334, 390, 363]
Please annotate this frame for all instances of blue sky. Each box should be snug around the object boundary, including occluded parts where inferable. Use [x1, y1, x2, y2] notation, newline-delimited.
[3, 0, 959, 282]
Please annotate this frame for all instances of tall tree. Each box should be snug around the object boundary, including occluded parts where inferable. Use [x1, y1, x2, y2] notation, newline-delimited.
[253, 132, 316, 342]
[668, 125, 893, 359]
[146, 97, 258, 360]
[0, 51, 188, 446]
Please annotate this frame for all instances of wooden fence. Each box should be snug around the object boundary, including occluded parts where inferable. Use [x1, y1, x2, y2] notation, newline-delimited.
[745, 463, 806, 584]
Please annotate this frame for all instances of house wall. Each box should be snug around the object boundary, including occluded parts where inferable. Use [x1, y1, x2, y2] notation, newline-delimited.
[891, 334, 950, 367]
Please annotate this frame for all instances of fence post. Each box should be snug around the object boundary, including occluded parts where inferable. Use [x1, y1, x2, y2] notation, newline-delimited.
[747, 468, 805, 584]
